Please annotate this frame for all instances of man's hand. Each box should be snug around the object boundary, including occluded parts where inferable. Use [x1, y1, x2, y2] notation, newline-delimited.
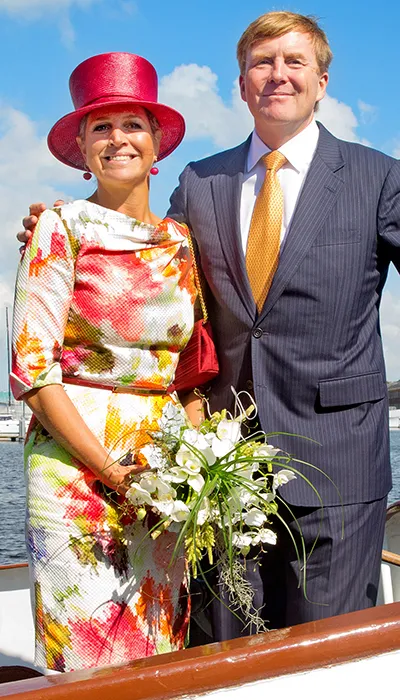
[17, 200, 65, 244]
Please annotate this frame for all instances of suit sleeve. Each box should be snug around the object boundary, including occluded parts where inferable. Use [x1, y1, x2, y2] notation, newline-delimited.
[378, 159, 400, 273]
[167, 163, 191, 226]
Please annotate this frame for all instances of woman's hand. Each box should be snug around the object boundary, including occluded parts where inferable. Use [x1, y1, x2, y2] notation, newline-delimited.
[100, 461, 149, 496]
[178, 390, 204, 427]
[17, 201, 65, 244]
[24, 385, 149, 497]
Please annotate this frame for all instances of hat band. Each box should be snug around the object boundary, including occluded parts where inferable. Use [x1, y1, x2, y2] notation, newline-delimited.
[78, 93, 157, 110]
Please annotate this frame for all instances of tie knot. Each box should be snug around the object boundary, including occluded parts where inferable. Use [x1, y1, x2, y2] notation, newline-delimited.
[263, 150, 286, 173]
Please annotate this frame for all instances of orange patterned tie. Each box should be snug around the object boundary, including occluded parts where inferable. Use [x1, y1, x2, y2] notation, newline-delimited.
[246, 150, 287, 312]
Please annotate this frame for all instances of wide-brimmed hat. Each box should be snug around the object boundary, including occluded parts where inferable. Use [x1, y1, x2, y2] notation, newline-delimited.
[47, 52, 185, 170]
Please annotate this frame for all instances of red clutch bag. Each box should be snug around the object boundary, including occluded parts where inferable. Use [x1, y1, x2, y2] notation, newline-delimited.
[171, 231, 219, 393]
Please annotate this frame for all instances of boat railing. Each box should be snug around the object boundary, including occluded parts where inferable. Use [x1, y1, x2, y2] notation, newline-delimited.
[382, 549, 400, 567]
[0, 602, 399, 699]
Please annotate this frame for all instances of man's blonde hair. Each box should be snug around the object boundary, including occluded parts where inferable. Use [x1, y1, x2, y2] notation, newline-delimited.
[237, 11, 333, 75]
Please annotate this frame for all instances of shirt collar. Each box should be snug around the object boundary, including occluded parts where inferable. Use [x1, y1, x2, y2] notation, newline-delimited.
[246, 119, 319, 174]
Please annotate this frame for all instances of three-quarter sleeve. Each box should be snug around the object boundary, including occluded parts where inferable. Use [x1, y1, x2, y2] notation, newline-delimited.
[10, 209, 76, 400]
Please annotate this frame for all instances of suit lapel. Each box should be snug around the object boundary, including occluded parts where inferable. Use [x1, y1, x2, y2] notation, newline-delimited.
[258, 124, 346, 322]
[211, 137, 256, 319]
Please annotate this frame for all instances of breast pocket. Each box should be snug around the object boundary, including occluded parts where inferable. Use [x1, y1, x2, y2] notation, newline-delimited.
[318, 371, 387, 408]
[313, 228, 361, 247]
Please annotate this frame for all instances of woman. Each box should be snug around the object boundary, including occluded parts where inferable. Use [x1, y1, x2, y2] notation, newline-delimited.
[11, 52, 203, 672]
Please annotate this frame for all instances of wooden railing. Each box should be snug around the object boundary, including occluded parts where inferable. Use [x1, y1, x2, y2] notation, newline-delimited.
[382, 549, 400, 567]
[0, 602, 399, 700]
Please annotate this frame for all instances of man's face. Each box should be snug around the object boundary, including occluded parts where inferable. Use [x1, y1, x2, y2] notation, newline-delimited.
[239, 31, 328, 139]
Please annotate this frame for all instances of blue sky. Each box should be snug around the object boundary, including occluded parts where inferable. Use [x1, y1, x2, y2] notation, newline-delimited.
[0, 0, 400, 389]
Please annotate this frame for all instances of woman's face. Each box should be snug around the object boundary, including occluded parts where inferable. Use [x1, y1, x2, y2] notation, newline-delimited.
[77, 105, 161, 187]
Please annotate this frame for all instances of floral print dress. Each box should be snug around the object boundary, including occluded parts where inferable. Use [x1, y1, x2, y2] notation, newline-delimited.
[10, 200, 196, 672]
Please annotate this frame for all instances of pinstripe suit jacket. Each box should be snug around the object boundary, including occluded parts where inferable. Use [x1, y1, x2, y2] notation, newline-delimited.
[168, 123, 400, 506]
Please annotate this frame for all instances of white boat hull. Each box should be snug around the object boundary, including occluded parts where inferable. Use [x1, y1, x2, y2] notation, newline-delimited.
[0, 565, 35, 671]
[1, 503, 399, 676]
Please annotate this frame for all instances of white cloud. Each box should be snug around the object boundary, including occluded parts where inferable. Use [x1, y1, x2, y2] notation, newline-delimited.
[392, 143, 400, 159]
[381, 290, 400, 381]
[159, 65, 253, 149]
[0, 103, 81, 389]
[59, 13, 76, 48]
[120, 1, 137, 14]
[0, 0, 101, 45]
[0, 0, 97, 16]
[160, 64, 367, 150]
[317, 94, 368, 144]
[358, 100, 378, 125]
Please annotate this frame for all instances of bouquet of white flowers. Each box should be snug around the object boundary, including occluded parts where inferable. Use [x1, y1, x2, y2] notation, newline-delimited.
[125, 391, 323, 629]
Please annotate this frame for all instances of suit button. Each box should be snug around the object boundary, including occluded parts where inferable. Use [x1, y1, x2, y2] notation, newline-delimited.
[252, 328, 263, 339]
[246, 380, 254, 391]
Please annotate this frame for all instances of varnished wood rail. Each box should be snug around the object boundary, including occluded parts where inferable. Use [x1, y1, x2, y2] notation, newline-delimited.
[382, 549, 400, 567]
[0, 602, 399, 699]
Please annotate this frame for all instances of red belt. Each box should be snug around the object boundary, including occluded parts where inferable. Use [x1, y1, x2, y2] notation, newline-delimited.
[63, 377, 168, 395]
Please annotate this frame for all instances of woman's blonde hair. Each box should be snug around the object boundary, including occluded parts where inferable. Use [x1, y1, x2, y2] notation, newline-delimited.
[237, 11, 333, 75]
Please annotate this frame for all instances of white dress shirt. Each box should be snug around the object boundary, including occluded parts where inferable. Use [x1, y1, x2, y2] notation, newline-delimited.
[240, 119, 320, 254]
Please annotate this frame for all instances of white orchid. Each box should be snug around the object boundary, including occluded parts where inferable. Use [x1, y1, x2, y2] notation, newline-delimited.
[211, 436, 235, 459]
[139, 472, 176, 499]
[251, 528, 277, 546]
[169, 500, 191, 522]
[216, 419, 241, 444]
[253, 443, 281, 460]
[196, 497, 211, 525]
[126, 483, 154, 506]
[232, 532, 253, 554]
[151, 494, 175, 516]
[178, 429, 217, 466]
[124, 396, 305, 613]
[168, 464, 205, 493]
[187, 473, 205, 492]
[273, 469, 296, 491]
[243, 508, 267, 527]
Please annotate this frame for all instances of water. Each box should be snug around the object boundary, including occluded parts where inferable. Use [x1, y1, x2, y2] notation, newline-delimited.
[0, 441, 26, 565]
[1, 436, 400, 566]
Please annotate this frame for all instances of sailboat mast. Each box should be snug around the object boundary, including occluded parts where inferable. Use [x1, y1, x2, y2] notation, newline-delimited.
[5, 306, 11, 408]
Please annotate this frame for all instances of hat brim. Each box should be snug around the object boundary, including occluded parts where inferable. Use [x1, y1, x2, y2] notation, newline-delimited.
[47, 96, 185, 171]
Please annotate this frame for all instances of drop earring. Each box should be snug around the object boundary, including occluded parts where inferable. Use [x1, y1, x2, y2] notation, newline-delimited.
[150, 157, 159, 176]
[83, 166, 92, 180]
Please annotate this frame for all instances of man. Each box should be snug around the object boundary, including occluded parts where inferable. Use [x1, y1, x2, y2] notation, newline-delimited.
[20, 11, 400, 639]
[166, 10, 400, 637]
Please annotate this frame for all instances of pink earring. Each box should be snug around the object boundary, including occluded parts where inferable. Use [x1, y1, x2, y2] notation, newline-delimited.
[150, 166, 159, 175]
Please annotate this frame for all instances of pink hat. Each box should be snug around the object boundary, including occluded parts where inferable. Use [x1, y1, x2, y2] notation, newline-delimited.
[47, 52, 185, 170]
